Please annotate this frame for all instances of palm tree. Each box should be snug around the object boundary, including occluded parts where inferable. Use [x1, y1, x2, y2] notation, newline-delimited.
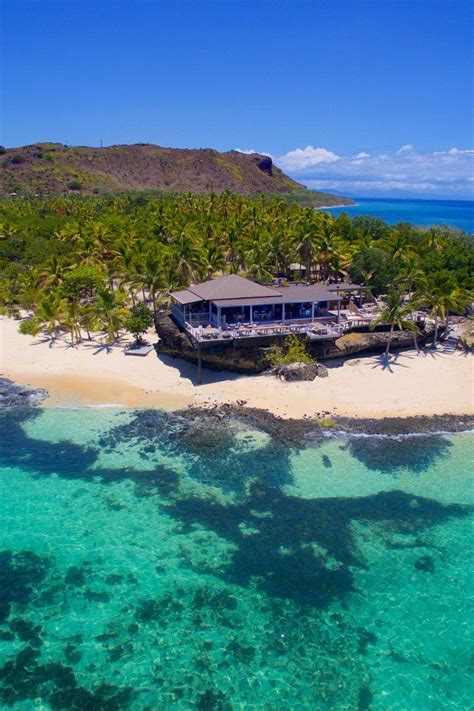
[395, 257, 425, 305]
[200, 242, 226, 280]
[170, 227, 204, 283]
[371, 291, 420, 356]
[246, 241, 274, 282]
[291, 211, 323, 281]
[132, 250, 165, 314]
[35, 292, 67, 341]
[94, 288, 130, 345]
[415, 273, 470, 346]
[35, 255, 71, 290]
[64, 300, 82, 345]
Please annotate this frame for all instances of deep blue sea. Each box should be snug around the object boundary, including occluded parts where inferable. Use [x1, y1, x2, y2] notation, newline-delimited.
[0, 404, 473, 709]
[319, 197, 474, 234]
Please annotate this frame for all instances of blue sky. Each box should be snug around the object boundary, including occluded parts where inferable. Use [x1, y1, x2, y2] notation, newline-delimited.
[2, 0, 473, 198]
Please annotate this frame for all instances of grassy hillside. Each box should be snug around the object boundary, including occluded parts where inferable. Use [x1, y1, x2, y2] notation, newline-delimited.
[0, 143, 353, 206]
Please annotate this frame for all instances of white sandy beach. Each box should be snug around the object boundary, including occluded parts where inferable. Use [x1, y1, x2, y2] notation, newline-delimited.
[1, 315, 473, 418]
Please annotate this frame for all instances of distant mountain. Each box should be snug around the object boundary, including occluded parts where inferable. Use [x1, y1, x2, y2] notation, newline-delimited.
[0, 143, 353, 206]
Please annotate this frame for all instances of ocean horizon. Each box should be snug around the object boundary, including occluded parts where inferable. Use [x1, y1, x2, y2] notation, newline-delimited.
[318, 196, 474, 234]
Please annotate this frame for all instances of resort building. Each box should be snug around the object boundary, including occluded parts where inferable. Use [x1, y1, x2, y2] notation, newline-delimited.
[170, 274, 371, 343]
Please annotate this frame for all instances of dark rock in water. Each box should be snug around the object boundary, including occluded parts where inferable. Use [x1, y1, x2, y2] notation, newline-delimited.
[357, 627, 377, 654]
[0, 377, 47, 409]
[9, 619, 42, 646]
[414, 555, 435, 573]
[196, 687, 232, 711]
[358, 684, 373, 710]
[0, 550, 50, 623]
[64, 643, 82, 664]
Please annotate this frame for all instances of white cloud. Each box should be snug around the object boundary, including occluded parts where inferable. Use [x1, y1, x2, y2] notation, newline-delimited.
[275, 145, 340, 171]
[234, 148, 257, 154]
[396, 144, 414, 155]
[271, 144, 474, 199]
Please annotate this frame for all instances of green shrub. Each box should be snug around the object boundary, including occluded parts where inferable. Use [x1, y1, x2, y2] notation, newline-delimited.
[18, 318, 40, 336]
[124, 302, 153, 341]
[267, 334, 312, 366]
[61, 266, 103, 301]
[67, 181, 82, 191]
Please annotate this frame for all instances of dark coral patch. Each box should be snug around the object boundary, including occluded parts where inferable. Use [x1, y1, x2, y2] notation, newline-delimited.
[348, 434, 452, 474]
[0, 550, 50, 623]
[165, 484, 470, 607]
[414, 555, 436, 573]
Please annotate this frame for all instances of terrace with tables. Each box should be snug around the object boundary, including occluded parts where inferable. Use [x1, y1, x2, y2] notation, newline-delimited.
[170, 274, 380, 345]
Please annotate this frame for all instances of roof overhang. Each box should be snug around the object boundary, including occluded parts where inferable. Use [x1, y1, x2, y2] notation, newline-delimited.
[171, 289, 204, 305]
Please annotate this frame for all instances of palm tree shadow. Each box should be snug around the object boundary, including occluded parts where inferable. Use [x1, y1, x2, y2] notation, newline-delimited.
[82, 334, 130, 355]
[370, 353, 411, 373]
[420, 348, 448, 360]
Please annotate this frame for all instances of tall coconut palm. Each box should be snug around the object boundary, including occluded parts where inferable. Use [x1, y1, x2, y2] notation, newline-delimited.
[170, 227, 204, 284]
[35, 292, 67, 341]
[291, 211, 323, 281]
[94, 288, 130, 345]
[415, 273, 470, 346]
[246, 241, 274, 282]
[395, 257, 425, 305]
[64, 300, 83, 345]
[371, 291, 420, 356]
[132, 250, 165, 314]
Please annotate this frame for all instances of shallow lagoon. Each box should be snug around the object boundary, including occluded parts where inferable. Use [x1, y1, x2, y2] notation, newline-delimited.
[0, 406, 472, 709]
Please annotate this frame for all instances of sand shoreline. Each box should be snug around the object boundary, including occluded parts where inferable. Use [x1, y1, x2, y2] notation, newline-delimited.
[1, 316, 473, 419]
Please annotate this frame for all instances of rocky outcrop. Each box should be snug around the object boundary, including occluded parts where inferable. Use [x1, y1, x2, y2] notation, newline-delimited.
[266, 362, 318, 381]
[0, 377, 47, 408]
[155, 313, 270, 373]
[311, 324, 437, 360]
[155, 313, 437, 374]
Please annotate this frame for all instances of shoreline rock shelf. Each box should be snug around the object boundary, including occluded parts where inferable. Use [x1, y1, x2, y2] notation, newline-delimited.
[155, 313, 437, 375]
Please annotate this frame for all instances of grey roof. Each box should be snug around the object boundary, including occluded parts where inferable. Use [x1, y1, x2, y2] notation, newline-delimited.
[171, 275, 342, 307]
[213, 284, 341, 307]
[171, 274, 281, 304]
[171, 289, 204, 305]
[327, 282, 366, 291]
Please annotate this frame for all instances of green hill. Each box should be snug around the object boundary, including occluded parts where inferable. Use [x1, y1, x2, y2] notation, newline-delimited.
[0, 142, 353, 206]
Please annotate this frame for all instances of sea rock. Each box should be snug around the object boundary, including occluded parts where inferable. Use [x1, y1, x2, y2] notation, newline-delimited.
[414, 555, 435, 573]
[0, 377, 47, 409]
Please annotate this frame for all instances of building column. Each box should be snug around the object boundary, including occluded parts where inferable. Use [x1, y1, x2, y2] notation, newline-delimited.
[217, 307, 221, 327]
[282, 303, 286, 322]
[311, 302, 315, 322]
[250, 305, 253, 324]
[336, 287, 341, 324]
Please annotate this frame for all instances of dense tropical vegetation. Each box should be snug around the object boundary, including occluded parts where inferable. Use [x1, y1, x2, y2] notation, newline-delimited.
[0, 192, 472, 346]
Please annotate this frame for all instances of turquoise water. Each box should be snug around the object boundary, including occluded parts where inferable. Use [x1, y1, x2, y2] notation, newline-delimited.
[319, 197, 474, 234]
[0, 406, 473, 709]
